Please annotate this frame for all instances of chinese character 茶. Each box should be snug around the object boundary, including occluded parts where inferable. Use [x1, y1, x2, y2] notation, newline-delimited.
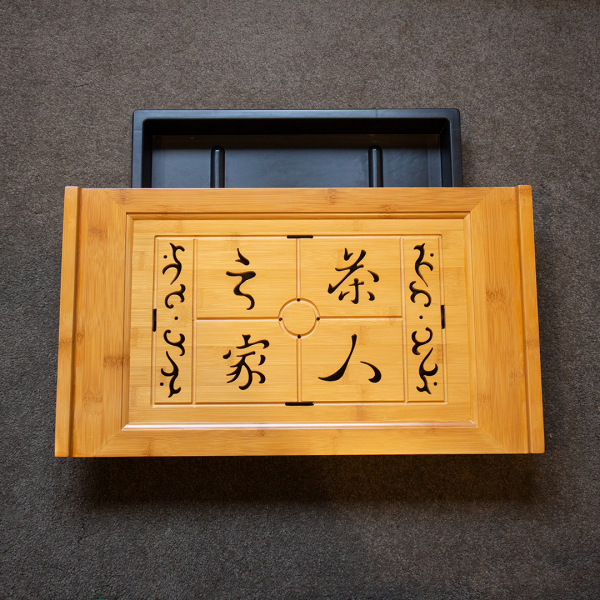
[327, 248, 379, 304]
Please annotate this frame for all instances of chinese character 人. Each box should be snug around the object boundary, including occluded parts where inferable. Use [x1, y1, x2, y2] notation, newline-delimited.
[319, 334, 381, 383]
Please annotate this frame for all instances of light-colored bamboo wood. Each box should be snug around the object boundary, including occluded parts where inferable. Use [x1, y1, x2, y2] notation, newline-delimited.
[55, 186, 81, 456]
[468, 188, 529, 452]
[280, 300, 318, 336]
[155, 238, 193, 404]
[71, 189, 127, 456]
[196, 237, 297, 318]
[196, 320, 297, 403]
[128, 219, 470, 425]
[96, 425, 505, 456]
[402, 236, 444, 403]
[302, 318, 404, 403]
[55, 186, 544, 456]
[113, 186, 492, 215]
[300, 237, 402, 317]
[516, 185, 544, 452]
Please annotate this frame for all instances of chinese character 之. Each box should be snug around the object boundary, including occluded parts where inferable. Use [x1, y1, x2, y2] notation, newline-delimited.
[226, 249, 256, 310]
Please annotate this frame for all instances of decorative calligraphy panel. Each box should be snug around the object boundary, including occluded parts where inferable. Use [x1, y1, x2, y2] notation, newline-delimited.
[155, 238, 193, 404]
[301, 318, 404, 404]
[196, 321, 297, 404]
[127, 217, 472, 427]
[148, 234, 451, 406]
[402, 237, 445, 403]
[300, 238, 402, 317]
[196, 238, 296, 318]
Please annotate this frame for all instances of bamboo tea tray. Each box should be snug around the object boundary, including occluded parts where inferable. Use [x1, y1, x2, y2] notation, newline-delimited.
[55, 186, 543, 456]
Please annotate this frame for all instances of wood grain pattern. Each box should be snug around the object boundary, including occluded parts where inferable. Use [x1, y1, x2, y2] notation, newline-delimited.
[55, 187, 544, 456]
[112, 187, 492, 215]
[128, 221, 470, 424]
[55, 186, 81, 456]
[196, 238, 296, 318]
[96, 425, 505, 456]
[155, 238, 193, 404]
[197, 320, 296, 403]
[402, 237, 444, 402]
[468, 188, 529, 453]
[302, 318, 404, 403]
[300, 237, 402, 317]
[516, 185, 544, 452]
[71, 190, 127, 456]
[280, 300, 318, 336]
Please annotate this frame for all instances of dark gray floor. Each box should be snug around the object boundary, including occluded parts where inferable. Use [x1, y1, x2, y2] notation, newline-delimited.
[1, 1, 599, 598]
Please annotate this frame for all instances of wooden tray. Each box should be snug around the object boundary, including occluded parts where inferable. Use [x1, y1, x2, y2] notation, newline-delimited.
[55, 186, 543, 456]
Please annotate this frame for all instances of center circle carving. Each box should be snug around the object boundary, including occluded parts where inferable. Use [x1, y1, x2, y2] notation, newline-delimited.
[279, 299, 320, 338]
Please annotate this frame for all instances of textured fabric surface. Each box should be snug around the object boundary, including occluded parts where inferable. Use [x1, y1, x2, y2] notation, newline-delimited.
[1, 1, 599, 598]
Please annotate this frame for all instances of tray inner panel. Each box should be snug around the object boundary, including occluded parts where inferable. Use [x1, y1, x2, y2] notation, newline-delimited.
[150, 134, 444, 188]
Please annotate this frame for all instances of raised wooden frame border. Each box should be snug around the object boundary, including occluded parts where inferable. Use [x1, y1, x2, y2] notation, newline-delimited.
[55, 186, 543, 456]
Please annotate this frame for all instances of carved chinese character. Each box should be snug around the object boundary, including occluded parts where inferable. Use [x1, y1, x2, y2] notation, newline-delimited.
[226, 249, 256, 310]
[327, 248, 379, 304]
[222, 334, 270, 390]
[319, 334, 381, 383]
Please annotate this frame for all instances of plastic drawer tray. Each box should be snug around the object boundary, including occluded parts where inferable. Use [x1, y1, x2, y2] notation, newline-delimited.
[131, 109, 462, 189]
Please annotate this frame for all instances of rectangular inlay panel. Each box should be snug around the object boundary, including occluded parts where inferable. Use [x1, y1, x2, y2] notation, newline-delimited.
[196, 238, 296, 318]
[129, 218, 471, 430]
[149, 234, 449, 407]
[299, 238, 402, 317]
[155, 239, 193, 404]
[402, 237, 444, 403]
[56, 187, 544, 456]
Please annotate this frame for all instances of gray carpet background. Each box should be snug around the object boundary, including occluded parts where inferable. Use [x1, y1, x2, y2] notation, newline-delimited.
[1, 1, 599, 598]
